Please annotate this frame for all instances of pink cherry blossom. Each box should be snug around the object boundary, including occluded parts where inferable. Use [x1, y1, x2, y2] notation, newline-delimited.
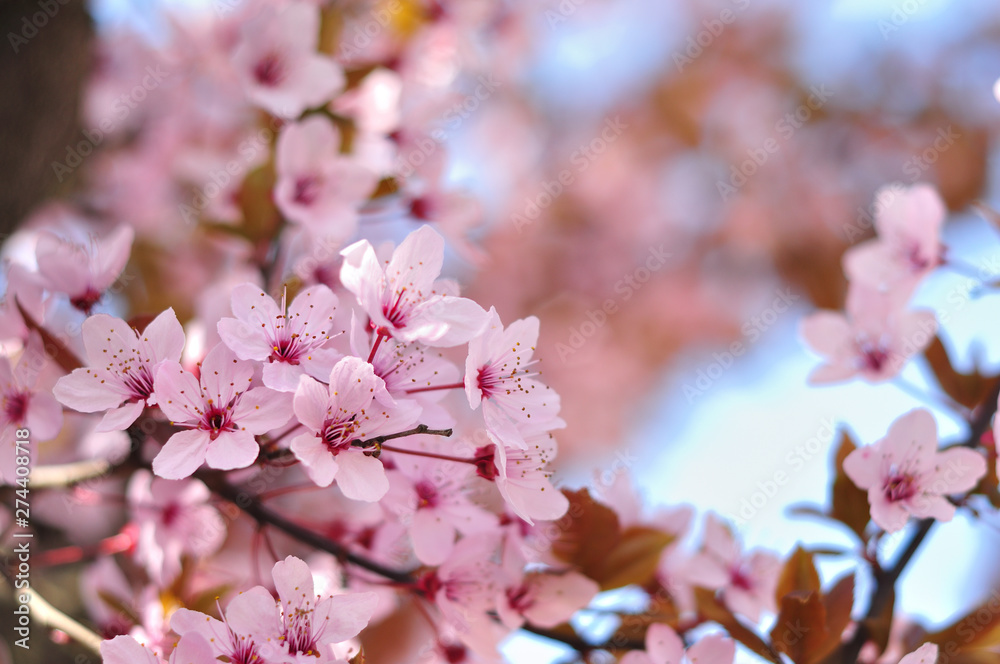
[383, 444, 498, 565]
[290, 356, 419, 500]
[339, 225, 489, 347]
[843, 183, 946, 295]
[352, 319, 461, 402]
[465, 308, 564, 450]
[0, 332, 62, 443]
[274, 116, 378, 235]
[151, 343, 293, 479]
[844, 408, 986, 533]
[899, 643, 938, 664]
[231, 3, 345, 119]
[218, 283, 341, 392]
[619, 623, 735, 664]
[473, 430, 567, 525]
[684, 514, 781, 622]
[800, 284, 936, 385]
[126, 470, 225, 586]
[173, 555, 378, 664]
[418, 535, 503, 635]
[54, 308, 185, 432]
[496, 543, 597, 630]
[35, 225, 134, 314]
[100, 632, 215, 664]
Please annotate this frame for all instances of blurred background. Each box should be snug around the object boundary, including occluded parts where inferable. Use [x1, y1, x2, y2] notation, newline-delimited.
[4, 0, 1000, 661]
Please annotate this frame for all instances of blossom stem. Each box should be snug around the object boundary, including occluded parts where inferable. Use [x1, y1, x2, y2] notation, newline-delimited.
[405, 381, 466, 394]
[378, 444, 476, 465]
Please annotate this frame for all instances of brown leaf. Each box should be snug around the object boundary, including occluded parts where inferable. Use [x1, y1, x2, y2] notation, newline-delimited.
[551, 489, 621, 580]
[830, 431, 871, 541]
[695, 588, 782, 663]
[771, 592, 830, 664]
[596, 527, 675, 591]
[776, 547, 821, 604]
[808, 574, 855, 664]
[924, 335, 994, 410]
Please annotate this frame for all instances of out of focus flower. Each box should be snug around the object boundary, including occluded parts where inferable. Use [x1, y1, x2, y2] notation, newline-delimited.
[35, 225, 134, 314]
[273, 116, 378, 236]
[843, 183, 946, 296]
[619, 623, 735, 664]
[800, 284, 936, 384]
[844, 408, 986, 533]
[231, 3, 344, 118]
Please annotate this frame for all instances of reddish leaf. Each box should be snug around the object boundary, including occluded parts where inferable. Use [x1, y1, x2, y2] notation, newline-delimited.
[776, 547, 821, 605]
[551, 489, 620, 580]
[809, 574, 855, 664]
[924, 335, 994, 410]
[771, 592, 830, 664]
[596, 527, 675, 591]
[830, 431, 871, 541]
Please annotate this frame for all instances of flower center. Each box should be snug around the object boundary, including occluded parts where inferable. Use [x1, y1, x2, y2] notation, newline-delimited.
[473, 445, 498, 481]
[70, 287, 103, 314]
[884, 473, 917, 502]
[322, 416, 359, 453]
[293, 175, 322, 206]
[3, 392, 28, 425]
[202, 406, 235, 441]
[415, 480, 439, 509]
[253, 52, 287, 87]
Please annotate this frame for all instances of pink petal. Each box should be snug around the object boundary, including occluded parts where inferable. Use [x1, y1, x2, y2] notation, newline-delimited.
[272, 555, 316, 607]
[200, 344, 253, 408]
[293, 375, 330, 432]
[262, 361, 306, 392]
[410, 508, 457, 566]
[883, 409, 938, 474]
[686, 633, 736, 664]
[898, 643, 939, 664]
[926, 447, 987, 494]
[204, 430, 259, 470]
[153, 362, 206, 424]
[232, 387, 293, 433]
[290, 432, 339, 487]
[645, 623, 685, 663]
[385, 224, 445, 298]
[799, 311, 852, 358]
[317, 592, 378, 644]
[225, 586, 282, 638]
[96, 400, 144, 432]
[421, 295, 491, 347]
[868, 488, 911, 533]
[842, 445, 880, 490]
[141, 307, 185, 363]
[329, 356, 384, 414]
[335, 451, 389, 501]
[99, 635, 161, 664]
[53, 367, 127, 412]
[152, 430, 210, 480]
[218, 317, 270, 362]
[521, 572, 598, 629]
[906, 494, 955, 522]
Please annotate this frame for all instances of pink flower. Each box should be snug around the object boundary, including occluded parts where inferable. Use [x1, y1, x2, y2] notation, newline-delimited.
[126, 470, 225, 586]
[619, 624, 735, 664]
[418, 535, 502, 634]
[800, 284, 936, 384]
[0, 332, 62, 442]
[218, 283, 341, 392]
[465, 308, 564, 450]
[150, 343, 293, 479]
[684, 514, 781, 622]
[843, 183, 945, 295]
[496, 544, 597, 630]
[339, 225, 489, 347]
[383, 446, 498, 565]
[231, 3, 345, 119]
[54, 308, 185, 432]
[174, 555, 378, 664]
[352, 319, 461, 402]
[844, 408, 986, 533]
[274, 116, 378, 235]
[290, 356, 419, 500]
[35, 225, 134, 314]
[899, 644, 938, 664]
[474, 431, 567, 525]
